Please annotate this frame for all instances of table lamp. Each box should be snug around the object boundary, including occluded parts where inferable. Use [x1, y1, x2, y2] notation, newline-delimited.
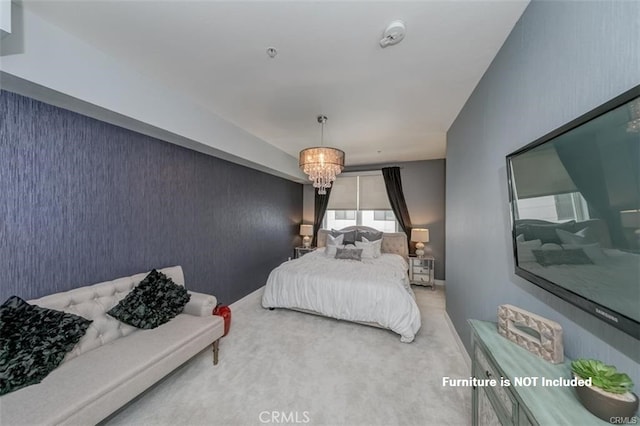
[411, 228, 429, 257]
[300, 224, 313, 248]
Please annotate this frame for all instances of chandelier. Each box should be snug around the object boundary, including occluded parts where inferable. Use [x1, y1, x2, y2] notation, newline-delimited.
[299, 115, 345, 194]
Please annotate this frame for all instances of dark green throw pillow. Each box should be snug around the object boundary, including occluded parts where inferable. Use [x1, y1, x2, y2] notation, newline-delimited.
[107, 269, 190, 329]
[0, 296, 92, 396]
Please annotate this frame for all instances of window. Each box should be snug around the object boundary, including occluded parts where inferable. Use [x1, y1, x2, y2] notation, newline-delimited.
[516, 192, 590, 222]
[323, 173, 398, 232]
[373, 211, 396, 221]
[334, 210, 356, 220]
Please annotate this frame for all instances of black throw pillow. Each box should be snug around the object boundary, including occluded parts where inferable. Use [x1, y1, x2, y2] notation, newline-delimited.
[0, 296, 92, 396]
[331, 229, 357, 245]
[107, 269, 191, 329]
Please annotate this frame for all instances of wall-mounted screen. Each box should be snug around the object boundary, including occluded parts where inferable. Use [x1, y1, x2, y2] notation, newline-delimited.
[506, 86, 640, 339]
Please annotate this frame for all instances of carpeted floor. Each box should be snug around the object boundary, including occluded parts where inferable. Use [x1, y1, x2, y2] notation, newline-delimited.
[105, 285, 471, 426]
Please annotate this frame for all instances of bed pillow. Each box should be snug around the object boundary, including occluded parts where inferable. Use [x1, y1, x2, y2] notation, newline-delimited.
[516, 239, 542, 263]
[335, 248, 363, 261]
[0, 296, 92, 395]
[355, 237, 382, 259]
[356, 230, 383, 242]
[532, 248, 593, 266]
[107, 269, 191, 329]
[325, 234, 344, 257]
[330, 229, 356, 245]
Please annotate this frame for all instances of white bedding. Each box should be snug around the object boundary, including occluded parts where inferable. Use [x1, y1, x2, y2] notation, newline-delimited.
[261, 249, 422, 342]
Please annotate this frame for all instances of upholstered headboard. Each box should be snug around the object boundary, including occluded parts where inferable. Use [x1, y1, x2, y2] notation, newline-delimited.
[317, 226, 409, 260]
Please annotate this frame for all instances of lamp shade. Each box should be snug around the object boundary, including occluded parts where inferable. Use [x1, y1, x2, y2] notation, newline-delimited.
[299, 115, 345, 195]
[299, 224, 314, 236]
[411, 228, 429, 243]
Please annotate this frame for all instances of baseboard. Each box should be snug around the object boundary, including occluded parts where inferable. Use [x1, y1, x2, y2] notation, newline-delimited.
[435, 279, 445, 287]
[230, 286, 263, 310]
[444, 310, 471, 371]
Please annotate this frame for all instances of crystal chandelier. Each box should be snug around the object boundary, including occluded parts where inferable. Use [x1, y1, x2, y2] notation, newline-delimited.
[299, 115, 345, 194]
[627, 97, 640, 133]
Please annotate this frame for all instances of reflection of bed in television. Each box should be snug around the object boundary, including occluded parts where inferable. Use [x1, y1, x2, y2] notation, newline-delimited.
[515, 219, 640, 324]
[507, 87, 640, 338]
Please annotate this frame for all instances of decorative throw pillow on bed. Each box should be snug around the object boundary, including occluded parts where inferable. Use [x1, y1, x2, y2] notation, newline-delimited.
[335, 248, 363, 261]
[330, 229, 356, 245]
[356, 230, 383, 242]
[0, 296, 92, 396]
[325, 234, 344, 257]
[355, 237, 382, 259]
[107, 269, 191, 329]
[532, 248, 593, 267]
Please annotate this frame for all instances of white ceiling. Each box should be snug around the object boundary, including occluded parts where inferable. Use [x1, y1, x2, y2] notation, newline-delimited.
[22, 0, 528, 167]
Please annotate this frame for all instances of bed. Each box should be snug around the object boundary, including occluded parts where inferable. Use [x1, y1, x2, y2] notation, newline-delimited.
[261, 226, 422, 342]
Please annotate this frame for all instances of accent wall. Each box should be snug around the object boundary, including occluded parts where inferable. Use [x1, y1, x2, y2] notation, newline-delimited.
[0, 90, 302, 304]
[446, 0, 639, 386]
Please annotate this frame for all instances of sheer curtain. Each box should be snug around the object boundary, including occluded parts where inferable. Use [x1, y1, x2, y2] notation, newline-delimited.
[382, 167, 412, 246]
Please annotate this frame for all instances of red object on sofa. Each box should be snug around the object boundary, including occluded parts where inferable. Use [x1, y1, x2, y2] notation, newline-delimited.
[213, 304, 231, 336]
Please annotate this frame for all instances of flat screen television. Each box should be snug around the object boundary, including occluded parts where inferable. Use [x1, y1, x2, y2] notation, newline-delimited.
[506, 85, 640, 339]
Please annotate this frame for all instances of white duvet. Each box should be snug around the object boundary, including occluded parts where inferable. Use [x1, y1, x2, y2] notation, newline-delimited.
[261, 250, 422, 342]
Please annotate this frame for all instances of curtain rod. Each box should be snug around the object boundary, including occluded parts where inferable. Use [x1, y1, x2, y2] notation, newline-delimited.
[341, 166, 403, 176]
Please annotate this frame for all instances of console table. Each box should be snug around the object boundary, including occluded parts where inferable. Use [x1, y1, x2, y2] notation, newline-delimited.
[469, 320, 608, 425]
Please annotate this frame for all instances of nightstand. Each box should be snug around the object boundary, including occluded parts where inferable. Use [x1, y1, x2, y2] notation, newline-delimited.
[294, 246, 315, 259]
[409, 255, 435, 289]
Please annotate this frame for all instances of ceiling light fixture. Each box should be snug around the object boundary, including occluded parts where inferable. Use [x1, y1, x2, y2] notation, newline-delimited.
[299, 115, 345, 195]
[379, 20, 406, 48]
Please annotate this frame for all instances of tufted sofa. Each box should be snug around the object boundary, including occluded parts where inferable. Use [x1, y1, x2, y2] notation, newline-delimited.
[0, 266, 224, 426]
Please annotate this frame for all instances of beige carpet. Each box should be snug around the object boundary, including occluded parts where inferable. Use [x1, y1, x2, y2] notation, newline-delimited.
[104, 286, 471, 426]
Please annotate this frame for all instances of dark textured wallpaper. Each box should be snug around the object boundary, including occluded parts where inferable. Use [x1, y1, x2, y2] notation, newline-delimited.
[0, 90, 302, 304]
